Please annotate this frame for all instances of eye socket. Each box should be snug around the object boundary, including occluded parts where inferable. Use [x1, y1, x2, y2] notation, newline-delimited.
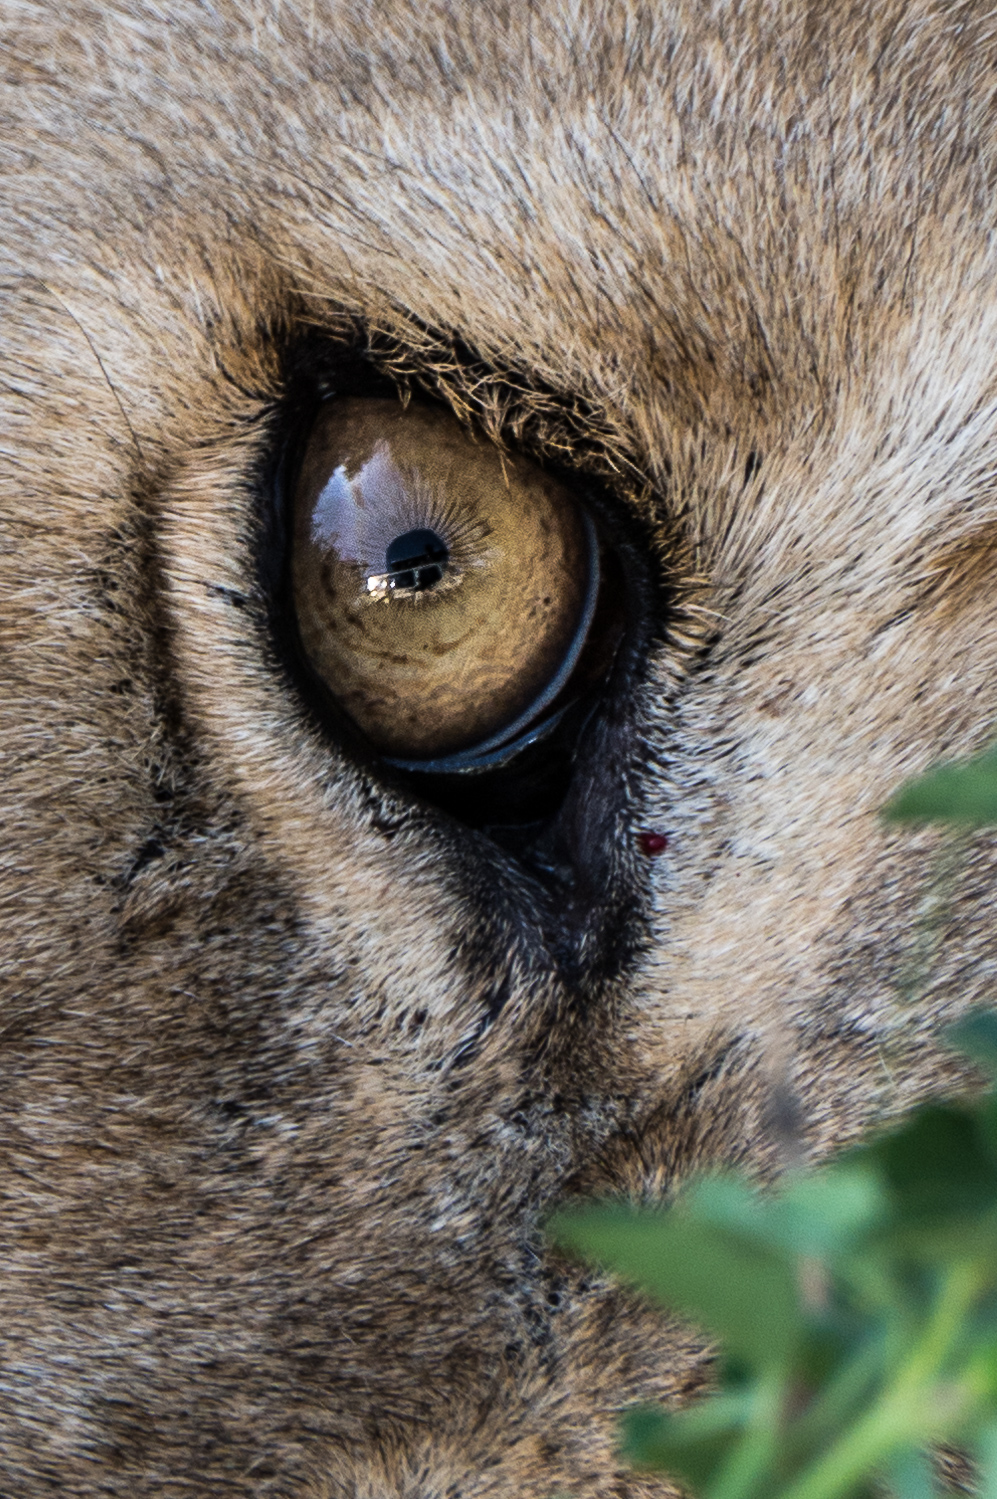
[291, 396, 620, 772]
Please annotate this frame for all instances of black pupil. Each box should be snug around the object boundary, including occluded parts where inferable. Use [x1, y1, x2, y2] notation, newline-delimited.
[385, 529, 450, 591]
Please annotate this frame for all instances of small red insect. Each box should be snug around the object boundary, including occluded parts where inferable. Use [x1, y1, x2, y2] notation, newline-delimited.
[637, 830, 668, 856]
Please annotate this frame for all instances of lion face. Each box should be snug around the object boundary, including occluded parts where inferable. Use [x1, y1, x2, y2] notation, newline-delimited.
[2, 1, 996, 1493]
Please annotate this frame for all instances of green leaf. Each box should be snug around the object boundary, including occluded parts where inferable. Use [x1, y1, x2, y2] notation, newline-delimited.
[975, 1418, 997, 1499]
[883, 753, 997, 826]
[962, 1339, 997, 1409]
[690, 1169, 883, 1262]
[553, 1050, 997, 1499]
[621, 1401, 748, 1489]
[868, 1106, 997, 1223]
[884, 1447, 935, 1499]
[947, 1010, 997, 1077]
[549, 1204, 801, 1366]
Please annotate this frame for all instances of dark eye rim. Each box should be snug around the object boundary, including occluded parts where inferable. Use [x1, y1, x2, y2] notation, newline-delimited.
[260, 343, 662, 844]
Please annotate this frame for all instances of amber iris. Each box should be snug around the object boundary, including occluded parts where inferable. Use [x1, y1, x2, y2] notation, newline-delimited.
[291, 398, 593, 762]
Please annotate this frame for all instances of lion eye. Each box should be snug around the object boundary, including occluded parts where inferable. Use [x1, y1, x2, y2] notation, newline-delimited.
[291, 397, 613, 771]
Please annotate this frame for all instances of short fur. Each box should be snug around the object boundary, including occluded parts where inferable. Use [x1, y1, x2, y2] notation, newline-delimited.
[2, 1, 996, 1493]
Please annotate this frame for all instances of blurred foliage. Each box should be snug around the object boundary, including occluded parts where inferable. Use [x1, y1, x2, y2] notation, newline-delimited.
[883, 747, 997, 827]
[549, 748, 997, 1499]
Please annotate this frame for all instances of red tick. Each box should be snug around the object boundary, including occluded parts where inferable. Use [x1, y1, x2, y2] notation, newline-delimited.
[637, 831, 669, 856]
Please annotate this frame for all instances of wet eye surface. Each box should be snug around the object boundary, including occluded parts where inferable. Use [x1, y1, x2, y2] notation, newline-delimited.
[291, 397, 618, 776]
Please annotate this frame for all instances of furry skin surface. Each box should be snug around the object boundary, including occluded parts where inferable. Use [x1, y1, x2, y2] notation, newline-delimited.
[2, 0, 997, 1492]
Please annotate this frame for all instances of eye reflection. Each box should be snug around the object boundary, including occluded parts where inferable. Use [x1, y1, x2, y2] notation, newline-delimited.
[364, 527, 451, 596]
[291, 397, 605, 765]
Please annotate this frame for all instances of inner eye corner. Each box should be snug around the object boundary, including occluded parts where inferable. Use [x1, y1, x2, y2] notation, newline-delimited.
[269, 362, 651, 852]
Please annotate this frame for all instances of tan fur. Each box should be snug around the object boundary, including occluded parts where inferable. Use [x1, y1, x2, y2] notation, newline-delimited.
[2, 0, 996, 1492]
